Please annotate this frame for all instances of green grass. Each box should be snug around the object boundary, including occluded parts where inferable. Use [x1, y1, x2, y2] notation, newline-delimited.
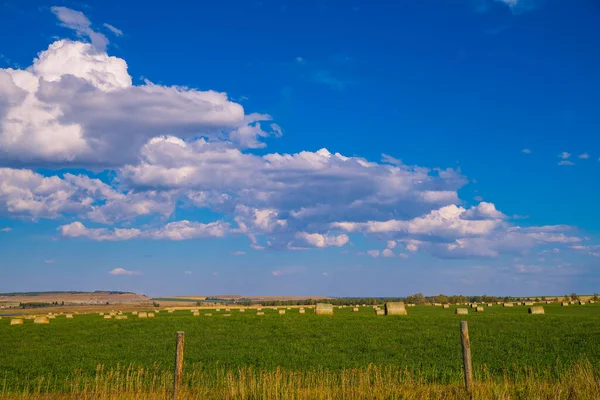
[1, 303, 599, 393]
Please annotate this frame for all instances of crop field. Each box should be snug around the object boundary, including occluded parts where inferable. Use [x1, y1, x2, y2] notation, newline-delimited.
[1, 303, 600, 399]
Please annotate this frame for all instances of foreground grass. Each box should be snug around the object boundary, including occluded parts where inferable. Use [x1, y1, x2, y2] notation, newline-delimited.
[1, 361, 599, 399]
[1, 304, 599, 398]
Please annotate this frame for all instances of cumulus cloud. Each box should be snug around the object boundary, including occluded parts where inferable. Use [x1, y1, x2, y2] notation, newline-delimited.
[382, 248, 394, 257]
[109, 267, 141, 276]
[296, 232, 349, 248]
[367, 250, 380, 258]
[0, 37, 278, 166]
[59, 220, 228, 241]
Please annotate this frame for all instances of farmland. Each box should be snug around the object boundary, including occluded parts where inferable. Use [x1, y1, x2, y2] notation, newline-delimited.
[1, 303, 600, 398]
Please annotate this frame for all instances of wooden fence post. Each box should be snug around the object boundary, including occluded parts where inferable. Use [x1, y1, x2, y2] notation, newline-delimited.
[460, 321, 473, 394]
[173, 331, 185, 400]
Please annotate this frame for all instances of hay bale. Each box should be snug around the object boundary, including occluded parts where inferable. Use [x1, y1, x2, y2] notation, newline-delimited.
[65, 314, 73, 319]
[529, 306, 545, 314]
[132, 311, 138, 315]
[299, 308, 305, 314]
[239, 308, 246, 312]
[578, 301, 584, 305]
[443, 304, 450, 309]
[225, 308, 231, 312]
[148, 313, 155, 318]
[487, 303, 493, 307]
[524, 302, 534, 306]
[216, 309, 221, 312]
[205, 313, 213, 316]
[257, 308, 262, 311]
[562, 302, 569, 306]
[138, 312, 148, 318]
[99, 313, 104, 316]
[503, 303, 513, 307]
[193, 312, 199, 316]
[589, 300, 595, 304]
[10, 319, 23, 325]
[47, 315, 56, 319]
[224, 314, 231, 317]
[279, 310, 286, 315]
[353, 307, 359, 312]
[33, 317, 50, 324]
[375, 309, 385, 316]
[385, 302, 407, 316]
[115, 315, 128, 320]
[456, 308, 468, 315]
[287, 307, 292, 310]
[476, 307, 484, 312]
[315, 303, 334, 316]
[470, 304, 478, 309]
[257, 312, 265, 316]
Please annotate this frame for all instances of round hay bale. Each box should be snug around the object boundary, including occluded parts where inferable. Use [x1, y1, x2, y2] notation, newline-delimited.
[99, 313, 104, 316]
[503, 303, 513, 307]
[470, 304, 478, 309]
[353, 307, 359, 312]
[375, 309, 385, 316]
[225, 308, 231, 312]
[239, 308, 246, 312]
[578, 301, 584, 305]
[476, 307, 484, 312]
[147, 313, 155, 318]
[279, 309, 286, 315]
[487, 303, 493, 307]
[315, 303, 334, 316]
[205, 313, 213, 316]
[287, 307, 292, 310]
[216, 308, 221, 312]
[384, 302, 407, 316]
[132, 311, 138, 315]
[10, 319, 23, 325]
[193, 312, 199, 317]
[299, 308, 306, 314]
[115, 315, 128, 320]
[561, 302, 569, 306]
[65, 314, 73, 319]
[138, 312, 148, 318]
[34, 317, 50, 324]
[257, 308, 262, 311]
[456, 308, 468, 315]
[443, 304, 450, 309]
[223, 314, 231, 317]
[529, 306, 545, 314]
[256, 312, 265, 316]
[104, 315, 112, 319]
[589, 300, 595, 304]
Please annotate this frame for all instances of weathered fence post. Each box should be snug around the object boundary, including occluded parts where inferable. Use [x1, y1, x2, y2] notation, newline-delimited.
[460, 321, 473, 394]
[173, 331, 185, 399]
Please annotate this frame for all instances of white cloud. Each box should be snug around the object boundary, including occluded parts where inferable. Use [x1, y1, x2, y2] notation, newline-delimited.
[233, 251, 246, 255]
[296, 232, 349, 248]
[109, 268, 140, 276]
[382, 248, 394, 257]
[51, 7, 108, 52]
[558, 160, 575, 166]
[58, 220, 228, 241]
[272, 270, 283, 276]
[578, 153, 589, 159]
[397, 253, 409, 259]
[521, 148, 531, 154]
[0, 38, 277, 166]
[103, 23, 123, 36]
[184, 270, 192, 275]
[559, 152, 571, 159]
[44, 259, 54, 264]
[0, 227, 11, 232]
[386, 240, 397, 249]
[367, 250, 380, 258]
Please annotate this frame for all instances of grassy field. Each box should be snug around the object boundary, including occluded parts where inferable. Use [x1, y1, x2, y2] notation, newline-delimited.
[1, 303, 599, 398]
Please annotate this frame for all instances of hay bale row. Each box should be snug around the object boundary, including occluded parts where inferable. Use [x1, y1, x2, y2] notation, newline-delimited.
[315, 303, 334, 316]
[385, 302, 407, 316]
[456, 308, 468, 315]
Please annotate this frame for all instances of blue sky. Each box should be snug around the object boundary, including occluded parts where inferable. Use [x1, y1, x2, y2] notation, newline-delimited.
[0, 0, 598, 297]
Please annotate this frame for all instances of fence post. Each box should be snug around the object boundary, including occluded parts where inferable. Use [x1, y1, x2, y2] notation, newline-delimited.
[460, 321, 473, 394]
[173, 331, 185, 400]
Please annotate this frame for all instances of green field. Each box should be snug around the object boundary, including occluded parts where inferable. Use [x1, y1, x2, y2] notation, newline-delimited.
[1, 303, 599, 398]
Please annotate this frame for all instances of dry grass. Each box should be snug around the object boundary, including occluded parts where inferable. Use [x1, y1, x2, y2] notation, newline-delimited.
[1, 361, 599, 400]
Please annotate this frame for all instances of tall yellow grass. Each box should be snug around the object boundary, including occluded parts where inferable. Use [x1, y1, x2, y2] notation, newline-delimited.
[1, 361, 598, 399]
